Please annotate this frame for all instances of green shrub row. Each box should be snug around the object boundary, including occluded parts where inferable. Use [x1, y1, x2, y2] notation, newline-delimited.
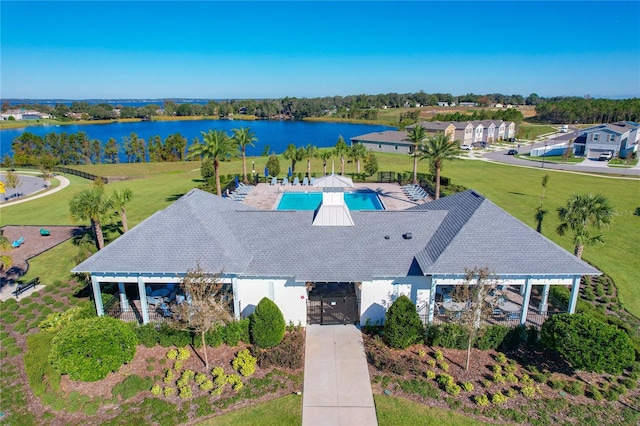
[136, 319, 250, 348]
[425, 324, 530, 351]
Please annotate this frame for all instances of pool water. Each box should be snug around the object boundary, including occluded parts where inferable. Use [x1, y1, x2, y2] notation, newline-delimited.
[277, 191, 384, 210]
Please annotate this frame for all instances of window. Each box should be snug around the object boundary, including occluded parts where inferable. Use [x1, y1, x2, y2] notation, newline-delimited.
[394, 145, 398, 150]
[592, 133, 600, 141]
[609, 134, 615, 142]
[378, 144, 381, 149]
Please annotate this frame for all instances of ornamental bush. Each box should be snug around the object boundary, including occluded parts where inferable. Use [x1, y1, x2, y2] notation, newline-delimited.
[49, 316, 137, 382]
[541, 313, 635, 375]
[232, 349, 257, 377]
[250, 298, 286, 348]
[383, 295, 424, 349]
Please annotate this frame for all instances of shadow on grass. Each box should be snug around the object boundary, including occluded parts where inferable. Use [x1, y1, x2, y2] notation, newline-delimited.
[166, 193, 186, 202]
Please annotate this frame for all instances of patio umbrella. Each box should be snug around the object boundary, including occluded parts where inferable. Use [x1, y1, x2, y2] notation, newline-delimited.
[288, 166, 292, 177]
[234, 175, 239, 187]
[264, 166, 269, 177]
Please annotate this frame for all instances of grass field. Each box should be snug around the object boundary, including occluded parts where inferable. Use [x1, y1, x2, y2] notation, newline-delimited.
[374, 395, 489, 426]
[1, 153, 638, 317]
[196, 394, 302, 426]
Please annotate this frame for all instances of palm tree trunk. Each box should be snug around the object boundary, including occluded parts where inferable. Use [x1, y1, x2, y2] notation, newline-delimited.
[242, 149, 248, 184]
[307, 159, 311, 178]
[121, 208, 129, 233]
[357, 159, 361, 174]
[575, 244, 584, 259]
[214, 159, 222, 197]
[323, 162, 327, 175]
[92, 219, 105, 250]
[435, 163, 442, 200]
[340, 156, 345, 175]
[413, 153, 418, 184]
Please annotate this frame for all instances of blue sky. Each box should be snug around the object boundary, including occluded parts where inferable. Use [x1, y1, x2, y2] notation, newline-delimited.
[2, 1, 639, 99]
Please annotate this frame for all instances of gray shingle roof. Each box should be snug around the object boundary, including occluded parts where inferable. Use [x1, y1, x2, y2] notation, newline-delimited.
[73, 189, 599, 281]
[351, 130, 410, 144]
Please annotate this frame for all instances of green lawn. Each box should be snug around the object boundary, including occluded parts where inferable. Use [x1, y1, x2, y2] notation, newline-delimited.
[375, 395, 489, 426]
[196, 394, 302, 426]
[2, 154, 639, 317]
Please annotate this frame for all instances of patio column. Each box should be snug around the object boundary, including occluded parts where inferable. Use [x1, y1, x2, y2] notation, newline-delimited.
[519, 284, 526, 296]
[427, 279, 437, 323]
[539, 284, 550, 314]
[568, 276, 581, 314]
[231, 277, 240, 321]
[91, 275, 104, 317]
[137, 276, 150, 324]
[118, 282, 130, 312]
[520, 277, 532, 326]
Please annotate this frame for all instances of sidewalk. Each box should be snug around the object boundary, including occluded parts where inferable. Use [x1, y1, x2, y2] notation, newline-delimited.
[302, 325, 377, 426]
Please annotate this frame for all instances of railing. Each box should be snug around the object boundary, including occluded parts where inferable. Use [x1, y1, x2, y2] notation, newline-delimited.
[9, 165, 108, 184]
[420, 310, 562, 329]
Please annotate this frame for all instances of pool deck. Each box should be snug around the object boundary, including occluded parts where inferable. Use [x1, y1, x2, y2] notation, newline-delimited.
[240, 182, 427, 211]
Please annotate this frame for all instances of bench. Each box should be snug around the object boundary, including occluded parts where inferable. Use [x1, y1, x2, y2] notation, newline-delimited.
[40, 228, 51, 236]
[12, 278, 40, 298]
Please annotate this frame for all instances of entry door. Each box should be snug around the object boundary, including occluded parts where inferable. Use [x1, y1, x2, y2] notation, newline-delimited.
[307, 296, 358, 325]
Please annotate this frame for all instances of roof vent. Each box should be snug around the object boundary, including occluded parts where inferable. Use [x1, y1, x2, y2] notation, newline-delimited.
[384, 235, 390, 240]
[403, 232, 412, 240]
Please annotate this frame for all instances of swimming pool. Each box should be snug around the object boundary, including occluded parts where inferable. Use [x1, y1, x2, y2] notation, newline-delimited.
[277, 191, 384, 210]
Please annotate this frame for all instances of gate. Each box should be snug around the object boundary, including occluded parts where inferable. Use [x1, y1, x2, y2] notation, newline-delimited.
[307, 296, 358, 325]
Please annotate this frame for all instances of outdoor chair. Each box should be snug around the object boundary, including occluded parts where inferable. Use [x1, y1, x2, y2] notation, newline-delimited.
[39, 228, 51, 236]
[270, 177, 277, 185]
[11, 237, 24, 248]
[281, 177, 289, 185]
[292, 177, 300, 185]
[302, 177, 309, 186]
[505, 311, 521, 321]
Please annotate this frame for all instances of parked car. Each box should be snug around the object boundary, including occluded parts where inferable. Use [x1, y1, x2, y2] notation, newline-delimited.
[599, 151, 613, 161]
[460, 144, 472, 151]
[507, 149, 518, 155]
[560, 125, 569, 133]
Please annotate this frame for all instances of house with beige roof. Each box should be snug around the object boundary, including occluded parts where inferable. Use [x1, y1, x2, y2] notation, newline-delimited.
[73, 187, 598, 328]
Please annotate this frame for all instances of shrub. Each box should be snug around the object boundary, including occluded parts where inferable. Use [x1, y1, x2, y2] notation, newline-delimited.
[24, 332, 61, 397]
[249, 298, 286, 348]
[176, 347, 190, 361]
[227, 374, 243, 391]
[137, 323, 159, 347]
[38, 306, 93, 333]
[445, 383, 461, 396]
[174, 360, 184, 371]
[223, 318, 250, 346]
[493, 373, 506, 384]
[151, 384, 163, 396]
[481, 379, 492, 389]
[541, 313, 635, 374]
[425, 370, 436, 380]
[425, 324, 468, 350]
[495, 352, 507, 364]
[195, 373, 208, 385]
[417, 349, 426, 357]
[257, 331, 304, 369]
[436, 373, 454, 388]
[620, 377, 637, 390]
[167, 349, 179, 360]
[179, 386, 192, 399]
[506, 388, 518, 398]
[438, 361, 449, 372]
[200, 380, 214, 391]
[475, 326, 510, 350]
[157, 323, 191, 348]
[49, 317, 137, 382]
[383, 295, 424, 349]
[504, 362, 517, 374]
[549, 379, 566, 390]
[164, 387, 176, 397]
[505, 373, 518, 384]
[461, 381, 474, 392]
[588, 385, 603, 401]
[499, 325, 528, 351]
[232, 349, 257, 377]
[164, 369, 176, 384]
[566, 381, 585, 396]
[474, 394, 489, 406]
[521, 385, 537, 398]
[434, 350, 444, 361]
[491, 391, 508, 405]
[521, 374, 534, 386]
[492, 364, 502, 374]
[426, 359, 436, 367]
[112, 375, 153, 400]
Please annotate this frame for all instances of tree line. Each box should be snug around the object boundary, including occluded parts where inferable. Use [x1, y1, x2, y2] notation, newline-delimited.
[534, 98, 640, 124]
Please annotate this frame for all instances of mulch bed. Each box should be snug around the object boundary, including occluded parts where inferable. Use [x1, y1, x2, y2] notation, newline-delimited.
[1, 225, 87, 284]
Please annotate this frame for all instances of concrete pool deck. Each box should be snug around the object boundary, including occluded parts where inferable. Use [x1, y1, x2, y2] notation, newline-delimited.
[240, 182, 427, 211]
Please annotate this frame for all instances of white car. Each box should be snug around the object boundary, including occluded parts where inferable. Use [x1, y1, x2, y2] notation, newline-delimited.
[560, 125, 569, 133]
[599, 151, 613, 161]
[460, 144, 472, 151]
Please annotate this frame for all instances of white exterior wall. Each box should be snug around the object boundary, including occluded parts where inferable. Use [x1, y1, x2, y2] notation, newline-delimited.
[359, 276, 431, 325]
[235, 277, 307, 325]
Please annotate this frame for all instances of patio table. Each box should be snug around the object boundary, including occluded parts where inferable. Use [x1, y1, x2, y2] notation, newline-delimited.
[442, 301, 467, 312]
[151, 288, 171, 298]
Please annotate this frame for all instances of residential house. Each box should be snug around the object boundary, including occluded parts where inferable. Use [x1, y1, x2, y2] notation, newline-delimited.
[72, 187, 598, 327]
[350, 130, 413, 154]
[573, 121, 640, 159]
[405, 121, 456, 142]
[0, 109, 51, 121]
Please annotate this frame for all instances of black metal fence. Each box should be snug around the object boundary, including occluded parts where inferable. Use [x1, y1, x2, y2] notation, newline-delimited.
[11, 165, 108, 184]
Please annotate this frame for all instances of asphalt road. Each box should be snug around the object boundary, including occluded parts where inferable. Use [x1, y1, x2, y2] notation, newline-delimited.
[483, 131, 640, 177]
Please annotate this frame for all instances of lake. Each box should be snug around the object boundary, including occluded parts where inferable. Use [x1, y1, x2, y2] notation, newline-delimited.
[0, 119, 395, 161]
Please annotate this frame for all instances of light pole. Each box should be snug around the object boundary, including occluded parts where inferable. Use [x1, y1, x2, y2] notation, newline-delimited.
[542, 142, 548, 168]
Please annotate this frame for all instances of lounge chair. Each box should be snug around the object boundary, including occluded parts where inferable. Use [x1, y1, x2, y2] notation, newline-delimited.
[270, 177, 277, 185]
[302, 177, 309, 186]
[281, 177, 289, 185]
[11, 237, 24, 248]
[310, 177, 316, 185]
[40, 228, 50, 236]
[292, 177, 300, 185]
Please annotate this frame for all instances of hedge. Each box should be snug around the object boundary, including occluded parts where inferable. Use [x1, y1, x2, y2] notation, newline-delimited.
[384, 295, 424, 349]
[250, 298, 285, 348]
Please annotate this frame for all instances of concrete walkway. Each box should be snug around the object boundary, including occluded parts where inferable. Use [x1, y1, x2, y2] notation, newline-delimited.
[302, 325, 377, 426]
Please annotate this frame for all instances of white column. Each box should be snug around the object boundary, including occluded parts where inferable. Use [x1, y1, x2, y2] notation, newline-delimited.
[138, 276, 150, 324]
[539, 284, 550, 314]
[519, 284, 526, 296]
[568, 276, 581, 314]
[427, 278, 437, 323]
[91, 276, 104, 316]
[520, 277, 532, 326]
[232, 277, 240, 321]
[118, 282, 130, 312]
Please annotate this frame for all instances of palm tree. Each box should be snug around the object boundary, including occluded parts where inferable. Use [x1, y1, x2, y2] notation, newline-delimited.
[69, 187, 113, 250]
[283, 144, 303, 176]
[302, 144, 319, 178]
[319, 150, 333, 175]
[349, 143, 368, 174]
[334, 136, 349, 175]
[0, 230, 12, 272]
[535, 206, 548, 233]
[541, 174, 550, 199]
[231, 127, 257, 184]
[407, 125, 427, 184]
[189, 130, 237, 196]
[556, 193, 614, 259]
[419, 133, 459, 200]
[112, 188, 133, 233]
